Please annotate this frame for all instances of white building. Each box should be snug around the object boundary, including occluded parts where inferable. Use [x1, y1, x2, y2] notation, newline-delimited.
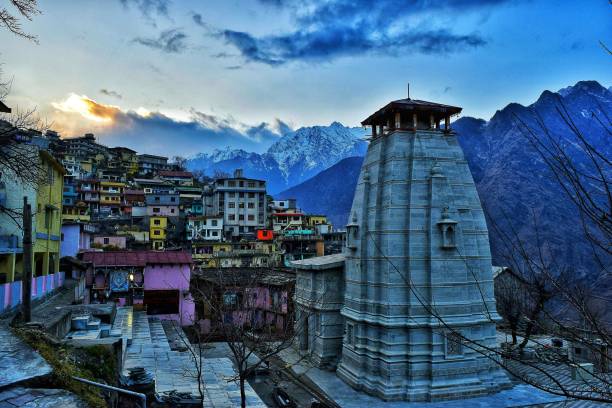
[186, 216, 223, 241]
[208, 169, 267, 238]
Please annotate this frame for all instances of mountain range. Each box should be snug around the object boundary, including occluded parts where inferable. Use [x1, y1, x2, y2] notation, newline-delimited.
[276, 80, 611, 279]
[186, 122, 367, 193]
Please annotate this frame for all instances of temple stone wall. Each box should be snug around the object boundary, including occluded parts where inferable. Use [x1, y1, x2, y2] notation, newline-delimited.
[294, 257, 345, 369]
[336, 129, 511, 401]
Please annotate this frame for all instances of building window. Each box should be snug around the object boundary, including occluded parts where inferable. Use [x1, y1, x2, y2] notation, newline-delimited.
[228, 202, 235, 208]
[248, 182, 255, 188]
[154, 230, 160, 236]
[170, 197, 176, 202]
[247, 202, 255, 209]
[154, 219, 161, 225]
[446, 331, 463, 357]
[103, 237, 109, 244]
[212, 231, 218, 236]
[211, 220, 218, 226]
[153, 207, 160, 213]
[229, 192, 235, 198]
[228, 181, 236, 187]
[248, 215, 255, 221]
[228, 214, 235, 221]
[170, 208, 175, 214]
[239, 202, 245, 209]
[239, 214, 244, 221]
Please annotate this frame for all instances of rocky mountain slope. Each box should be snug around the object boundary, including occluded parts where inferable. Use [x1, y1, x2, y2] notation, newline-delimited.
[277, 80, 611, 279]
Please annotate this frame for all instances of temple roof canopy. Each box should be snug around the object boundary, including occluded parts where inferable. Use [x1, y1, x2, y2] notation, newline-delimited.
[361, 98, 462, 126]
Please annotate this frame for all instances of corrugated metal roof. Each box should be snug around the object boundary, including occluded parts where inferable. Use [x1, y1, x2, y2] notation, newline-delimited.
[82, 250, 192, 266]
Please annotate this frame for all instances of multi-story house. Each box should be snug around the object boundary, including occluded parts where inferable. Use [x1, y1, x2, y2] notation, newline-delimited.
[109, 146, 139, 176]
[137, 154, 170, 176]
[150, 216, 168, 250]
[185, 216, 223, 241]
[271, 198, 297, 212]
[272, 210, 305, 232]
[63, 133, 108, 158]
[60, 222, 97, 257]
[134, 178, 174, 194]
[145, 193, 180, 217]
[78, 179, 100, 215]
[208, 169, 267, 239]
[99, 180, 125, 216]
[33, 150, 65, 277]
[158, 170, 194, 186]
[0, 143, 65, 307]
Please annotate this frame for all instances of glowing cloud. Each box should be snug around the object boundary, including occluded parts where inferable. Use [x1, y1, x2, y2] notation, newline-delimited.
[52, 93, 121, 123]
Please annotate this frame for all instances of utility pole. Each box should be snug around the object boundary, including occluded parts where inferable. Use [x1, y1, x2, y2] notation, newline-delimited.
[22, 196, 32, 322]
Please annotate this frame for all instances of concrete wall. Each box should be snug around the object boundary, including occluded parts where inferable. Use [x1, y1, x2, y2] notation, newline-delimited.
[0, 271, 65, 314]
[60, 224, 79, 257]
[144, 264, 193, 325]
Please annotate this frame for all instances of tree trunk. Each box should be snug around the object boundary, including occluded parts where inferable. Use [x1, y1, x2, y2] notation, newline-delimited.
[239, 375, 246, 408]
[22, 197, 32, 323]
[519, 298, 545, 350]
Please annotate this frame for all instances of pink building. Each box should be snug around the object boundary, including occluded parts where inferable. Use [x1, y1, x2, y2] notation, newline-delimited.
[81, 251, 194, 326]
[92, 235, 127, 249]
[194, 269, 293, 337]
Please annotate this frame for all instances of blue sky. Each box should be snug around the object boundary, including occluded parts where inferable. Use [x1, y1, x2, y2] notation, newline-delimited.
[0, 0, 610, 156]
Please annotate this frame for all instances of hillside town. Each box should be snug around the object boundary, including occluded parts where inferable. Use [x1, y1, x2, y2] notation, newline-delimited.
[0, 1, 610, 407]
[2, 89, 611, 408]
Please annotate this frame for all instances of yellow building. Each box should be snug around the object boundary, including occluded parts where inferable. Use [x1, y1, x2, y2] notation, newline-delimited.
[191, 242, 233, 268]
[150, 216, 167, 250]
[32, 151, 65, 277]
[110, 147, 139, 176]
[62, 202, 90, 222]
[99, 180, 125, 215]
[306, 215, 328, 226]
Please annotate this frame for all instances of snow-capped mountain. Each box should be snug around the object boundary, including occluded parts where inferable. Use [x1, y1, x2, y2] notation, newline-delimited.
[186, 122, 367, 193]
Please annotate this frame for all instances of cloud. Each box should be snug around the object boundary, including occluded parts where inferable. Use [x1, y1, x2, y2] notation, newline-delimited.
[49, 94, 290, 157]
[52, 93, 121, 123]
[133, 29, 187, 53]
[206, 0, 514, 65]
[192, 13, 206, 27]
[119, 0, 170, 19]
[100, 89, 123, 99]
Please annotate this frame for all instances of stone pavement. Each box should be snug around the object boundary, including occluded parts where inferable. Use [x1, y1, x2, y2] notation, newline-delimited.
[276, 347, 582, 408]
[0, 387, 88, 407]
[0, 322, 52, 388]
[115, 306, 266, 407]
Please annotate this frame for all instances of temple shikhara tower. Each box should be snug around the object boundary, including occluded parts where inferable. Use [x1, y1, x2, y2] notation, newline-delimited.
[293, 94, 511, 402]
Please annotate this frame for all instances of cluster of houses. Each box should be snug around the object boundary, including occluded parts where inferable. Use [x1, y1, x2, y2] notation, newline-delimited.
[0, 117, 341, 330]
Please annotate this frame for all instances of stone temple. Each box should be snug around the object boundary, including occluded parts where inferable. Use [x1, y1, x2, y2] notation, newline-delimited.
[292, 96, 511, 402]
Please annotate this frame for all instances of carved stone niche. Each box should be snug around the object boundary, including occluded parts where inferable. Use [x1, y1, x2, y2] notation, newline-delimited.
[346, 213, 359, 251]
[437, 207, 458, 249]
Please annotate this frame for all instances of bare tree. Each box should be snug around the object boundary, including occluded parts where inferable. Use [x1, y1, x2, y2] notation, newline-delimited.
[189, 267, 318, 408]
[0, 0, 40, 41]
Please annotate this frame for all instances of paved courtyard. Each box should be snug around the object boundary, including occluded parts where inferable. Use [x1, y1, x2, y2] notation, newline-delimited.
[115, 306, 266, 407]
[276, 347, 612, 408]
